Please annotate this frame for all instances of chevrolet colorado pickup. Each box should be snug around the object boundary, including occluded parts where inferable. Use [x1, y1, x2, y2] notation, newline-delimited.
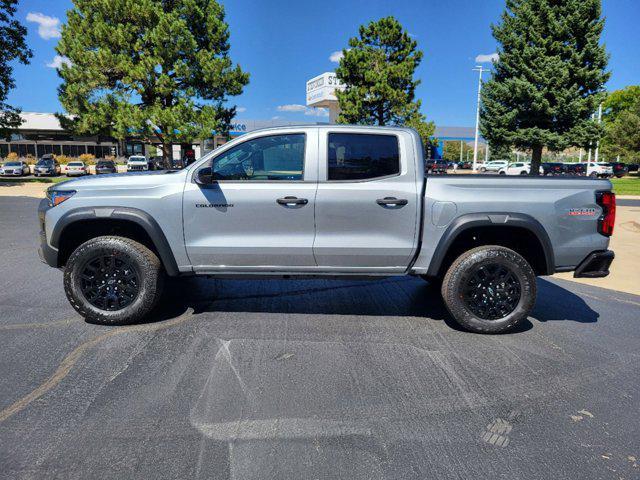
[38, 126, 616, 333]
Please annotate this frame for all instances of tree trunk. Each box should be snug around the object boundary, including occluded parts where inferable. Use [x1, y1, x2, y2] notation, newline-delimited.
[161, 143, 172, 170]
[530, 145, 543, 176]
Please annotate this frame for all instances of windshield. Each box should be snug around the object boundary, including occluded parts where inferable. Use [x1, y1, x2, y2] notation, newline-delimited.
[68, 162, 83, 166]
[129, 157, 146, 162]
[37, 160, 54, 166]
[4, 162, 21, 167]
[97, 161, 113, 166]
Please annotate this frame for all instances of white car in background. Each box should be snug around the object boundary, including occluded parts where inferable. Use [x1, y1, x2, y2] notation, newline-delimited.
[127, 155, 150, 171]
[0, 160, 30, 176]
[479, 160, 509, 172]
[65, 161, 88, 177]
[498, 162, 542, 175]
[586, 162, 613, 178]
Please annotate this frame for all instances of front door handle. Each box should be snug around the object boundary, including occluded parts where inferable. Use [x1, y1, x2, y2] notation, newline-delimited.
[277, 196, 308, 206]
[376, 197, 408, 206]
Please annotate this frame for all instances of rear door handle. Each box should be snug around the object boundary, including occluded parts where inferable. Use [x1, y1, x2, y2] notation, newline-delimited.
[376, 197, 408, 206]
[277, 196, 308, 205]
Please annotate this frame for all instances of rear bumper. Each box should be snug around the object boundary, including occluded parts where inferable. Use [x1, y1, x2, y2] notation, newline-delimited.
[574, 250, 614, 278]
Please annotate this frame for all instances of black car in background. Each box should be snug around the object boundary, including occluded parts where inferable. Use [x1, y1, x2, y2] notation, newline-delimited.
[627, 163, 639, 173]
[33, 155, 61, 176]
[565, 163, 586, 176]
[95, 159, 117, 174]
[541, 162, 567, 176]
[608, 162, 628, 178]
[425, 159, 448, 174]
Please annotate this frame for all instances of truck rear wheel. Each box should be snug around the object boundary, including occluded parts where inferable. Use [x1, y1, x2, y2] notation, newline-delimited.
[441, 246, 536, 334]
[63, 236, 164, 325]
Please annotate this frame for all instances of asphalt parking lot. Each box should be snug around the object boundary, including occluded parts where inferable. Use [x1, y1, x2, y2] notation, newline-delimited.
[1, 196, 639, 479]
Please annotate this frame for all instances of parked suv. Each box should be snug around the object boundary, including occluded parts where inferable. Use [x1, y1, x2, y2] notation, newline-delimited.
[34, 155, 61, 177]
[565, 163, 586, 176]
[498, 162, 542, 175]
[541, 162, 567, 176]
[95, 159, 117, 175]
[586, 162, 613, 178]
[0, 160, 30, 176]
[127, 155, 150, 171]
[607, 162, 628, 178]
[479, 160, 508, 172]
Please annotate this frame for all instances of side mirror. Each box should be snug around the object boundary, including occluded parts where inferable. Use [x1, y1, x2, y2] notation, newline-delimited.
[195, 166, 214, 185]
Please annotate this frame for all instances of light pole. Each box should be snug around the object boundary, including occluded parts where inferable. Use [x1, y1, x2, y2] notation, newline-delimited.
[594, 103, 603, 162]
[472, 66, 485, 171]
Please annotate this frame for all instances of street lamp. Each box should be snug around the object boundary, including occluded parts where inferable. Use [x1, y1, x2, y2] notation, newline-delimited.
[472, 66, 486, 172]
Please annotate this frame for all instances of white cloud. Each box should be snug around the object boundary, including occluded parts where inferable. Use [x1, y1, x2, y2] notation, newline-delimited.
[329, 51, 344, 63]
[475, 53, 499, 63]
[277, 104, 307, 112]
[304, 107, 329, 117]
[271, 116, 282, 120]
[46, 55, 72, 69]
[236, 106, 247, 113]
[26, 12, 61, 40]
[277, 104, 329, 117]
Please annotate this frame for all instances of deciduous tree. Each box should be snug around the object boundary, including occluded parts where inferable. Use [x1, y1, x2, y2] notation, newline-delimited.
[0, 0, 32, 139]
[57, 0, 249, 167]
[480, 0, 609, 175]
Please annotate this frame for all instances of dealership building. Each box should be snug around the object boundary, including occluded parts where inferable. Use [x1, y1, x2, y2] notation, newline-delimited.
[1, 110, 480, 161]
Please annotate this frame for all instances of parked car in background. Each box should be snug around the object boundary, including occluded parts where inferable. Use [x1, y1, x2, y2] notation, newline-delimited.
[607, 162, 628, 178]
[425, 159, 448, 174]
[127, 155, 150, 171]
[149, 156, 166, 170]
[565, 163, 586, 176]
[0, 160, 30, 176]
[586, 162, 613, 178]
[627, 163, 639, 173]
[541, 162, 567, 176]
[498, 162, 541, 175]
[95, 159, 117, 175]
[34, 155, 61, 177]
[65, 161, 88, 177]
[457, 161, 472, 169]
[479, 160, 508, 172]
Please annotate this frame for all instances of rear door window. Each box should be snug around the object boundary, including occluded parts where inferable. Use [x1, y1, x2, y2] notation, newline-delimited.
[328, 133, 399, 181]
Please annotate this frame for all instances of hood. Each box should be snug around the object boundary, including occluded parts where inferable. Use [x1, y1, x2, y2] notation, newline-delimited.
[55, 169, 188, 192]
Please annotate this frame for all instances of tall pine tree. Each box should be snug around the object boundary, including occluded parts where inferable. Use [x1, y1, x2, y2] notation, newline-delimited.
[57, 0, 249, 167]
[480, 0, 609, 174]
[0, 0, 32, 140]
[335, 16, 434, 144]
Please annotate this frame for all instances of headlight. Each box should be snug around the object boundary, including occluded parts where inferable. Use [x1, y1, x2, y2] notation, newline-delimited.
[46, 189, 76, 207]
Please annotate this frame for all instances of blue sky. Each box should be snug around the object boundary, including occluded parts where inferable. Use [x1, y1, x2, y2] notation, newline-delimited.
[7, 0, 640, 127]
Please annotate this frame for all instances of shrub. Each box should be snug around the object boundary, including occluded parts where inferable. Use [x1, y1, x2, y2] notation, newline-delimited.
[26, 154, 36, 165]
[55, 155, 72, 164]
[5, 152, 18, 161]
[79, 153, 96, 165]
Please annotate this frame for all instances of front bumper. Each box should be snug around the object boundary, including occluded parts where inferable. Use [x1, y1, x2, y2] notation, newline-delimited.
[37, 198, 59, 268]
[574, 250, 614, 278]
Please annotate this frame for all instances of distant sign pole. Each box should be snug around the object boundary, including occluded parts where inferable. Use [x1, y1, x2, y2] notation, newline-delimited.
[472, 66, 485, 172]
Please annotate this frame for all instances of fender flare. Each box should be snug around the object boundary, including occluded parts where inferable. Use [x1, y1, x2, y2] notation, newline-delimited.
[51, 206, 180, 276]
[425, 212, 555, 277]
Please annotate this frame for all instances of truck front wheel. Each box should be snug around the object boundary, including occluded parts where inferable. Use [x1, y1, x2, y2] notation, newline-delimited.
[441, 246, 536, 334]
[63, 236, 164, 325]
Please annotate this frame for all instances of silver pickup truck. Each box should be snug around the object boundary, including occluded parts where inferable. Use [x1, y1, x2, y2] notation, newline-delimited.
[38, 125, 616, 333]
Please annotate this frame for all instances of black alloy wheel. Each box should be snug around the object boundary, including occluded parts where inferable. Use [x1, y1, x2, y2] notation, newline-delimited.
[462, 263, 521, 320]
[79, 254, 140, 311]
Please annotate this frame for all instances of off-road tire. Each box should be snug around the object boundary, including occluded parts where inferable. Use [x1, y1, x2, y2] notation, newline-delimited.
[441, 245, 536, 334]
[64, 236, 164, 325]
